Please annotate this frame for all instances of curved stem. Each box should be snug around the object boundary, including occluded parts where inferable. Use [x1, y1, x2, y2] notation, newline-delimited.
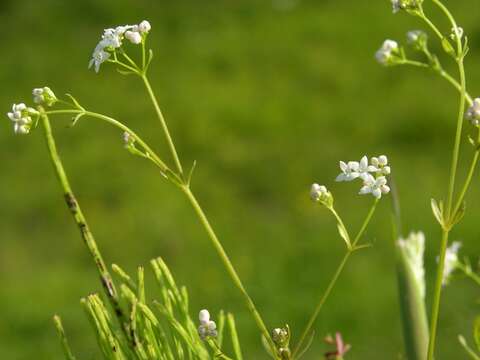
[181, 186, 278, 358]
[45, 109, 170, 173]
[400, 58, 473, 105]
[292, 200, 378, 358]
[458, 263, 480, 287]
[418, 9, 444, 42]
[141, 74, 184, 177]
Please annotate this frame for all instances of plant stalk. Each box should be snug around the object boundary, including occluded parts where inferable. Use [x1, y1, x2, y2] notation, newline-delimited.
[292, 200, 378, 358]
[40, 112, 130, 340]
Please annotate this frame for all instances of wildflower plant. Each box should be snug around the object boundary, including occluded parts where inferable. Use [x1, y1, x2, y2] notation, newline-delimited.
[4, 0, 480, 359]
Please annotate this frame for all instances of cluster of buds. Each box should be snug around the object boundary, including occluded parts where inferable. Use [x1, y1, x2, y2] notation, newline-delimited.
[336, 155, 391, 199]
[397, 232, 426, 298]
[441, 242, 461, 286]
[310, 183, 334, 207]
[391, 0, 423, 14]
[406, 30, 428, 51]
[272, 326, 291, 359]
[197, 309, 217, 340]
[32, 87, 58, 107]
[466, 98, 480, 127]
[375, 40, 401, 66]
[89, 20, 151, 73]
[6, 103, 39, 135]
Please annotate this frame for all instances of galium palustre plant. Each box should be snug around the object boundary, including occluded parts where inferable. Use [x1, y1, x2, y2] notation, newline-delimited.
[6, 1, 480, 359]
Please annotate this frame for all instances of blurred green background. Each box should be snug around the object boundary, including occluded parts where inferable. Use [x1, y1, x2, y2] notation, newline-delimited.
[1, 0, 480, 358]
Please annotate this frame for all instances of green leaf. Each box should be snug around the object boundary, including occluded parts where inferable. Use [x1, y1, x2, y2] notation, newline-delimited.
[441, 37, 456, 57]
[450, 201, 466, 227]
[295, 331, 315, 360]
[431, 198, 444, 228]
[261, 335, 276, 359]
[474, 316, 480, 351]
[227, 313, 243, 360]
[336, 223, 351, 249]
[65, 93, 85, 111]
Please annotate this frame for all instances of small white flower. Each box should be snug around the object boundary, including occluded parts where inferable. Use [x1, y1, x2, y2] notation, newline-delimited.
[198, 309, 217, 340]
[359, 174, 390, 199]
[441, 242, 461, 286]
[138, 20, 151, 33]
[370, 155, 391, 175]
[391, 0, 401, 13]
[398, 231, 426, 298]
[406, 30, 427, 50]
[450, 26, 464, 41]
[336, 161, 360, 182]
[89, 46, 111, 73]
[375, 39, 399, 66]
[125, 30, 142, 44]
[6, 103, 38, 135]
[32, 87, 57, 106]
[358, 155, 378, 179]
[466, 98, 480, 126]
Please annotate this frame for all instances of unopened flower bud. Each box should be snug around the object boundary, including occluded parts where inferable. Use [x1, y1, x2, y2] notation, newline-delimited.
[138, 20, 151, 34]
[406, 30, 427, 50]
[375, 40, 400, 66]
[466, 98, 480, 127]
[32, 87, 57, 106]
[125, 30, 142, 44]
[198, 309, 217, 339]
[310, 183, 333, 207]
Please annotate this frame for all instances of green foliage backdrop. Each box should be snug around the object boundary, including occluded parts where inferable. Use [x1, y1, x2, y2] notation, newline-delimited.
[1, 0, 479, 358]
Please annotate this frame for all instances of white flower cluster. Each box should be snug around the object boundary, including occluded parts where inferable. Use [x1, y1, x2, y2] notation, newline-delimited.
[336, 155, 391, 199]
[89, 20, 151, 73]
[398, 231, 426, 298]
[441, 241, 461, 286]
[6, 103, 39, 135]
[406, 30, 427, 49]
[375, 40, 400, 66]
[466, 98, 480, 126]
[32, 87, 57, 106]
[310, 183, 333, 207]
[198, 309, 217, 340]
[391, 0, 423, 13]
[450, 26, 464, 41]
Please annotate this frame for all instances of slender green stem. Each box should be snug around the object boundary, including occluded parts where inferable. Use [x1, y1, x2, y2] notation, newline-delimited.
[292, 200, 378, 358]
[452, 129, 480, 217]
[141, 41, 146, 70]
[439, 70, 473, 105]
[457, 263, 480, 287]
[427, 2, 467, 357]
[427, 229, 450, 360]
[141, 74, 184, 176]
[459, 336, 480, 360]
[108, 59, 138, 73]
[400, 55, 472, 105]
[181, 186, 278, 358]
[53, 315, 77, 360]
[400, 59, 429, 68]
[45, 109, 170, 173]
[445, 57, 466, 219]
[40, 112, 130, 342]
[418, 9, 444, 42]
